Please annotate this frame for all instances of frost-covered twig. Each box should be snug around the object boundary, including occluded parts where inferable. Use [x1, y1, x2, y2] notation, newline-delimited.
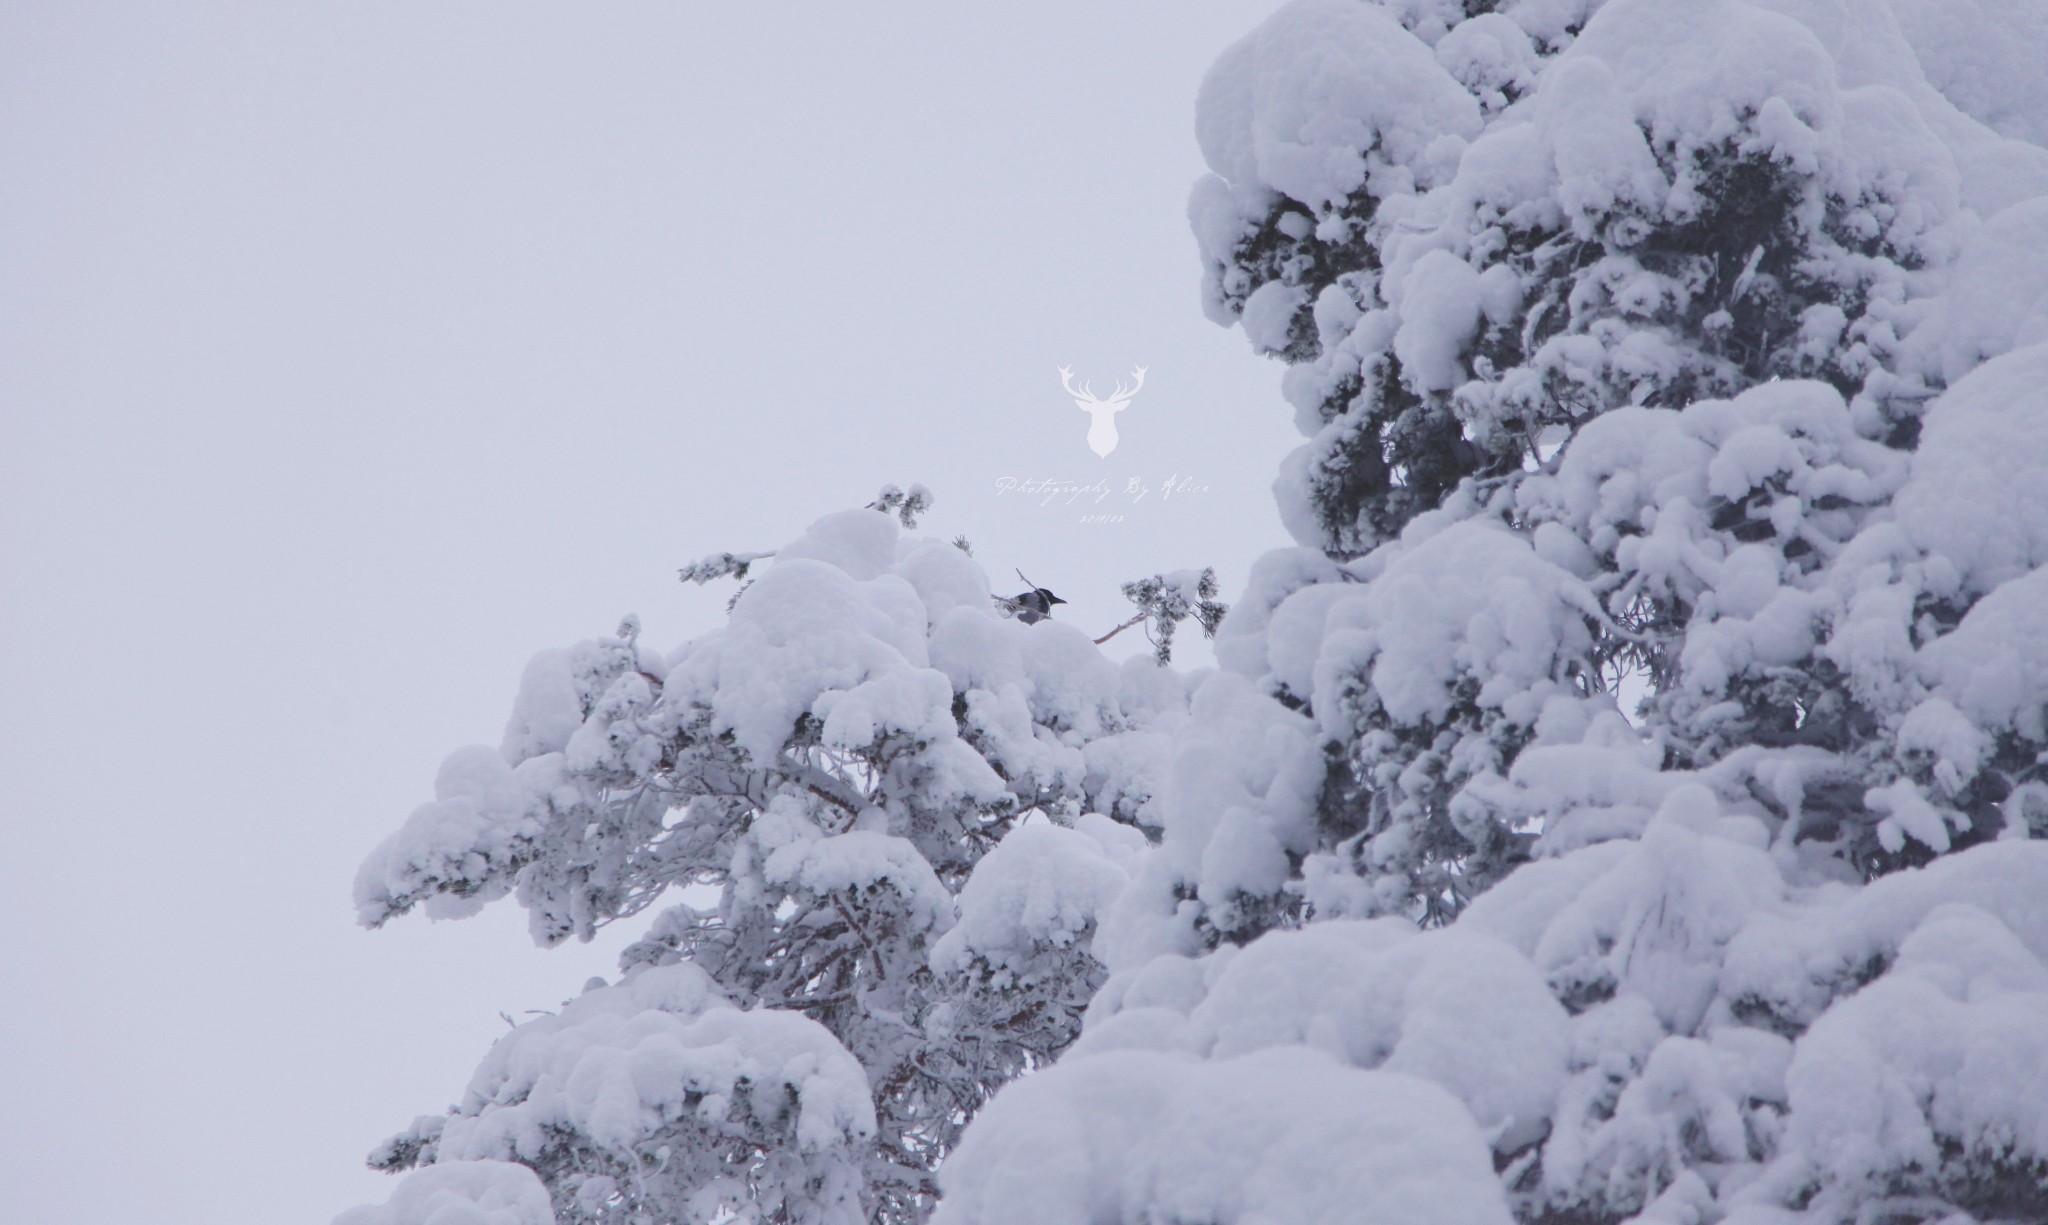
[1114, 568, 1227, 664]
[677, 550, 773, 585]
[866, 482, 934, 528]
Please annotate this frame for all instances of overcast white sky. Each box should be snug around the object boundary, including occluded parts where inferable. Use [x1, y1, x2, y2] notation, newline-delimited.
[0, 4, 1295, 1221]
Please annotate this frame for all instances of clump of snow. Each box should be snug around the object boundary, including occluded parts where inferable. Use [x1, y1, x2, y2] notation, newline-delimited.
[772, 506, 900, 581]
[1781, 900, 2048, 1213]
[1920, 566, 2048, 744]
[1911, 201, 2048, 383]
[342, 963, 874, 1225]
[1720, 840, 2048, 1031]
[1195, 0, 1480, 214]
[1082, 918, 1568, 1151]
[678, 558, 936, 764]
[1392, 249, 1484, 392]
[764, 830, 957, 939]
[1240, 280, 1308, 355]
[354, 746, 563, 925]
[432, 962, 875, 1166]
[1893, 696, 1989, 795]
[935, 1046, 1514, 1225]
[1892, 343, 2048, 594]
[1567, 0, 1843, 167]
[1435, 14, 1538, 115]
[931, 820, 1135, 983]
[1312, 518, 1598, 728]
[1097, 668, 1324, 953]
[500, 637, 662, 764]
[334, 1160, 556, 1225]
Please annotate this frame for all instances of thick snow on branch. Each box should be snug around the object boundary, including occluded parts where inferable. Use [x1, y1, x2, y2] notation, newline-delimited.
[949, 801, 2048, 1223]
[335, 1161, 555, 1225]
[937, 1046, 1513, 1225]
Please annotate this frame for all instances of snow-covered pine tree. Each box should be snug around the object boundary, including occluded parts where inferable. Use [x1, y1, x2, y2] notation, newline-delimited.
[937, 2, 2048, 1224]
[343, 491, 1189, 1225]
[1169, 0, 2048, 932]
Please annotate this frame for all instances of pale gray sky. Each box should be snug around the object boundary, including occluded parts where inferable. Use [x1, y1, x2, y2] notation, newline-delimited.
[0, 4, 1294, 1221]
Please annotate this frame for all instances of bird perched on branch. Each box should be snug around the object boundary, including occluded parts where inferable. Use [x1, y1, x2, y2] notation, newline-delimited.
[996, 569, 1066, 624]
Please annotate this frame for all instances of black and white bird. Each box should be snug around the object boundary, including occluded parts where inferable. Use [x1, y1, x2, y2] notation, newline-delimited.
[997, 570, 1067, 624]
[1004, 586, 1067, 624]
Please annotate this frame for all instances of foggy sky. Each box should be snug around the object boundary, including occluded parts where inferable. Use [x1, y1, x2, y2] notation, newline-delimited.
[0, 4, 1294, 1221]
